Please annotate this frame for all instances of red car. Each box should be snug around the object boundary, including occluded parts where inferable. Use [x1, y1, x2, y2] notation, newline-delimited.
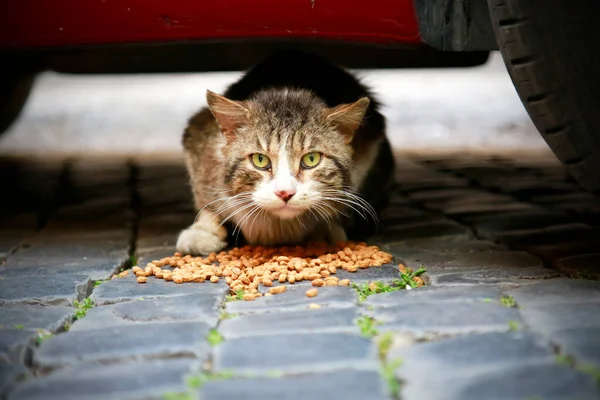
[1, 0, 599, 192]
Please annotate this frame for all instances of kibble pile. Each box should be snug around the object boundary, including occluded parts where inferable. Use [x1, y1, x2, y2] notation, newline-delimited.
[129, 241, 394, 301]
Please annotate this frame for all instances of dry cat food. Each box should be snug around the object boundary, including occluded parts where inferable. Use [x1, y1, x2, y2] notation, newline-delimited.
[130, 241, 395, 301]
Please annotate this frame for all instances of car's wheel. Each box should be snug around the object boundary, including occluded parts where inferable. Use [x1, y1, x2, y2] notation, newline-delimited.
[487, 0, 600, 192]
[0, 73, 35, 134]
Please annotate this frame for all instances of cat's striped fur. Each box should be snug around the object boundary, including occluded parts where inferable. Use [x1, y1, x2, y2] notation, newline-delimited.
[177, 51, 394, 255]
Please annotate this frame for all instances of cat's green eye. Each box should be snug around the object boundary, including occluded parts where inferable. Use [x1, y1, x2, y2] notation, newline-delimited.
[301, 152, 322, 169]
[251, 153, 271, 170]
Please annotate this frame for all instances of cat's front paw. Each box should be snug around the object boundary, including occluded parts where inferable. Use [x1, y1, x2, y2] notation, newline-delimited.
[176, 228, 228, 255]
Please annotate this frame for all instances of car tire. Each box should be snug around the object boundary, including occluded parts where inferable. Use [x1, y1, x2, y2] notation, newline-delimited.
[0, 73, 35, 135]
[487, 0, 600, 192]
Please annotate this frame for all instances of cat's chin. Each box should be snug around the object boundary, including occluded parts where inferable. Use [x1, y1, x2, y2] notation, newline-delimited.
[268, 205, 305, 220]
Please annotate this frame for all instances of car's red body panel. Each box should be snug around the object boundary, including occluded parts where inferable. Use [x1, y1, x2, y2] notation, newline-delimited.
[0, 0, 422, 49]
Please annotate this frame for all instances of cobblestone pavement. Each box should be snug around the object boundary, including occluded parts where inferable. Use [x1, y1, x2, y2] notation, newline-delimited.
[1, 152, 600, 400]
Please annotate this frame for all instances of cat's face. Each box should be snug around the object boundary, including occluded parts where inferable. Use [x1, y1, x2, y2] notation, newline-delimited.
[208, 89, 369, 220]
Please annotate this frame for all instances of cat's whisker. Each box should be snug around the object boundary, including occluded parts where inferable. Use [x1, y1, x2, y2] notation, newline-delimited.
[212, 192, 253, 216]
[322, 189, 379, 223]
[295, 215, 307, 232]
[233, 204, 261, 238]
[220, 201, 257, 226]
[311, 202, 333, 226]
[213, 196, 252, 218]
[319, 196, 368, 220]
[248, 207, 266, 237]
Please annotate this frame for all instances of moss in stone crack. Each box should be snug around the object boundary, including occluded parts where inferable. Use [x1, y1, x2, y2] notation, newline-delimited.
[377, 332, 395, 361]
[163, 393, 193, 400]
[128, 254, 138, 267]
[207, 329, 224, 347]
[356, 315, 381, 338]
[164, 370, 236, 399]
[219, 312, 238, 320]
[63, 322, 71, 332]
[36, 330, 53, 345]
[351, 267, 426, 303]
[225, 289, 245, 302]
[501, 295, 516, 308]
[381, 358, 403, 398]
[508, 320, 520, 331]
[556, 354, 600, 385]
[375, 332, 402, 398]
[93, 279, 108, 287]
[482, 298, 493, 303]
[266, 370, 284, 378]
[73, 298, 94, 320]
[351, 281, 402, 303]
[13, 324, 24, 330]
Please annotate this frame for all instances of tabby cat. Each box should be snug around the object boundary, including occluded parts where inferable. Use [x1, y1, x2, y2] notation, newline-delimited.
[177, 50, 394, 255]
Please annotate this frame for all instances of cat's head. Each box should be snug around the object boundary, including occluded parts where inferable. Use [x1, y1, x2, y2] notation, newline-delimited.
[206, 88, 369, 220]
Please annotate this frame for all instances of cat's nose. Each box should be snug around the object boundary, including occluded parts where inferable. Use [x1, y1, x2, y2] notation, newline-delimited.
[275, 190, 295, 202]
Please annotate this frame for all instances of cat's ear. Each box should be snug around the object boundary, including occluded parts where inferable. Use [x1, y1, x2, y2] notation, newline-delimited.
[325, 97, 370, 143]
[206, 90, 250, 142]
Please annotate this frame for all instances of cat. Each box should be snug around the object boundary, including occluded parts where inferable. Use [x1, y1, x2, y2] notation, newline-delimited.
[176, 50, 395, 255]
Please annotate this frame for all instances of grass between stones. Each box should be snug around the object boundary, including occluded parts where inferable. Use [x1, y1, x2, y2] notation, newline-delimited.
[556, 353, 600, 385]
[356, 315, 382, 339]
[225, 289, 245, 302]
[207, 329, 224, 347]
[500, 295, 516, 308]
[351, 267, 426, 303]
[376, 332, 403, 399]
[73, 298, 94, 320]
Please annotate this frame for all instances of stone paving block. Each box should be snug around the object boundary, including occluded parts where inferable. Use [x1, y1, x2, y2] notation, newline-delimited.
[90, 274, 229, 306]
[136, 247, 178, 267]
[405, 188, 487, 201]
[383, 236, 503, 257]
[393, 332, 554, 381]
[225, 286, 357, 314]
[550, 327, 600, 366]
[0, 330, 36, 364]
[508, 279, 600, 306]
[469, 210, 577, 239]
[393, 332, 600, 400]
[71, 293, 221, 331]
[0, 258, 121, 281]
[430, 267, 560, 286]
[219, 307, 359, 339]
[335, 264, 404, 283]
[7, 359, 193, 400]
[396, 176, 470, 191]
[556, 253, 600, 279]
[34, 322, 210, 371]
[528, 239, 600, 263]
[0, 305, 73, 332]
[379, 206, 444, 228]
[441, 201, 535, 216]
[367, 301, 522, 336]
[531, 192, 597, 204]
[0, 275, 91, 306]
[455, 363, 600, 400]
[364, 285, 503, 307]
[8, 238, 130, 260]
[518, 303, 600, 334]
[200, 370, 389, 400]
[374, 220, 472, 243]
[0, 364, 30, 399]
[214, 333, 376, 374]
[495, 223, 593, 247]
